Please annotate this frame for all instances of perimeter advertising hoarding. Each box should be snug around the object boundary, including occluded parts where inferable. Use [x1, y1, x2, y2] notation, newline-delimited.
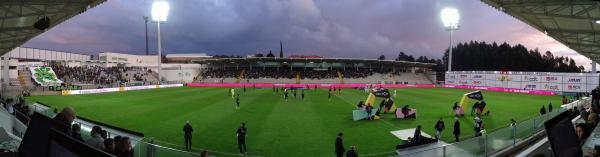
[445, 71, 599, 93]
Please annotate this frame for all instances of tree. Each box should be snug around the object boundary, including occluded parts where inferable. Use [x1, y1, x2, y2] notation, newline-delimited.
[378, 55, 386, 60]
[255, 53, 264, 57]
[439, 41, 583, 73]
[266, 51, 275, 58]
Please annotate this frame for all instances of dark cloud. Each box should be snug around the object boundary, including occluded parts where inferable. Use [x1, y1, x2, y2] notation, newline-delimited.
[22, 0, 593, 68]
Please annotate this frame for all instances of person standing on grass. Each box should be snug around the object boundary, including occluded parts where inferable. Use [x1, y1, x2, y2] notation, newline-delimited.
[365, 104, 373, 120]
[434, 118, 445, 140]
[413, 125, 422, 143]
[328, 89, 332, 101]
[539, 105, 546, 115]
[474, 114, 483, 137]
[284, 89, 289, 101]
[236, 95, 240, 109]
[236, 123, 248, 155]
[453, 117, 460, 142]
[548, 102, 553, 112]
[293, 88, 297, 98]
[183, 121, 193, 151]
[301, 89, 305, 100]
[335, 133, 345, 157]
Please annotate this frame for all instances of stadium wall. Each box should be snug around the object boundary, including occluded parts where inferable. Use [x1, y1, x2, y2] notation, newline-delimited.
[445, 71, 599, 93]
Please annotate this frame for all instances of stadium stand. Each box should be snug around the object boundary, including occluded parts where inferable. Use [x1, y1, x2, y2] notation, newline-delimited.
[198, 68, 434, 84]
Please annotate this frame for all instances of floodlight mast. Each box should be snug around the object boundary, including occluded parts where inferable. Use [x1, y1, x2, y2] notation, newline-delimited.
[441, 8, 460, 72]
[151, 1, 169, 84]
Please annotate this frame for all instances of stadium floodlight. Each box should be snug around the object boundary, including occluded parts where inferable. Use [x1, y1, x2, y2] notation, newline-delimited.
[151, 0, 170, 84]
[441, 7, 460, 72]
[151, 1, 169, 22]
[595, 19, 600, 24]
[441, 8, 460, 29]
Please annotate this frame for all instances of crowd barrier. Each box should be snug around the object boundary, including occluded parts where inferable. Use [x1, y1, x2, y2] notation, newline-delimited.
[61, 84, 184, 95]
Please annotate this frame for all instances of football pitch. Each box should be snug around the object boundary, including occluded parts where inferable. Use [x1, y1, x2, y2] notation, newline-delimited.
[26, 87, 561, 156]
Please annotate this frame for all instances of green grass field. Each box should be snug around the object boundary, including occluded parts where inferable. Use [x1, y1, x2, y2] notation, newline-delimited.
[26, 87, 561, 156]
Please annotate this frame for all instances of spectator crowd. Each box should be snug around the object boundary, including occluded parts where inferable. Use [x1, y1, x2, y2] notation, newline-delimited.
[49, 65, 154, 85]
[201, 68, 390, 80]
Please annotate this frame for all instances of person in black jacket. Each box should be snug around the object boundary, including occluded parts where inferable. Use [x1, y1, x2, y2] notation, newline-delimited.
[434, 118, 445, 140]
[540, 105, 546, 115]
[335, 133, 345, 157]
[548, 102, 553, 112]
[236, 123, 247, 154]
[346, 145, 358, 157]
[53, 107, 76, 135]
[453, 117, 460, 142]
[183, 121, 193, 151]
[413, 125, 422, 144]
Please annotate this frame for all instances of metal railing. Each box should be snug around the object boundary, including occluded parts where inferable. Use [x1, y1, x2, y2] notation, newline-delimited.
[393, 97, 590, 157]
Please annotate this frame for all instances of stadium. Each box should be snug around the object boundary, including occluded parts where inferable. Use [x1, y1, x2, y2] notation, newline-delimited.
[0, 0, 599, 157]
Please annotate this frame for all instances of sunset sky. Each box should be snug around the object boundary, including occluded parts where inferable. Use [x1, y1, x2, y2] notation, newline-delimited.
[22, 0, 595, 69]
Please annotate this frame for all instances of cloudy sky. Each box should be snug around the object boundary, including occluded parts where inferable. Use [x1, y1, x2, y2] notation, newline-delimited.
[23, 0, 594, 69]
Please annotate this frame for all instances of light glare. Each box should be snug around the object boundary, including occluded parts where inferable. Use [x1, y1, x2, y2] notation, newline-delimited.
[441, 8, 460, 28]
[152, 1, 170, 22]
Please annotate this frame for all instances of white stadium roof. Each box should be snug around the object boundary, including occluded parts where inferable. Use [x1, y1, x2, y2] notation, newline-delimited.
[0, 0, 106, 56]
[482, 0, 600, 62]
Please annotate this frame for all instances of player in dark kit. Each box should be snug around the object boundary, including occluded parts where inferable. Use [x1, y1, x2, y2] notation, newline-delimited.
[301, 90, 305, 100]
[284, 89, 289, 101]
[236, 123, 248, 154]
[328, 90, 332, 101]
[293, 89, 297, 98]
[235, 95, 240, 109]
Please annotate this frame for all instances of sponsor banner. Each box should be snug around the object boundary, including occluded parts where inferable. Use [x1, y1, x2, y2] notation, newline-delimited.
[471, 74, 485, 80]
[564, 76, 585, 84]
[522, 75, 541, 83]
[186, 83, 435, 88]
[542, 76, 562, 83]
[446, 71, 599, 93]
[466, 91, 484, 100]
[471, 80, 484, 86]
[68, 88, 120, 95]
[372, 88, 391, 98]
[442, 85, 556, 95]
[65, 84, 183, 95]
[562, 84, 585, 92]
[445, 79, 457, 84]
[159, 84, 184, 88]
[542, 83, 561, 91]
[521, 83, 541, 91]
[587, 76, 599, 85]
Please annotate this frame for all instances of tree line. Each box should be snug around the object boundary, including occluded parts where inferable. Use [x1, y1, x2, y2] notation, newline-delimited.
[441, 41, 584, 73]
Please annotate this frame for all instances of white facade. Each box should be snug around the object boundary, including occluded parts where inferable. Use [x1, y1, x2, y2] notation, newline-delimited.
[160, 64, 202, 82]
[99, 52, 158, 67]
[6, 47, 91, 61]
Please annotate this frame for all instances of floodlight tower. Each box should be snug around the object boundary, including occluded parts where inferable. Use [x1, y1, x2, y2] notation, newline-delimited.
[441, 8, 460, 72]
[152, 0, 169, 84]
